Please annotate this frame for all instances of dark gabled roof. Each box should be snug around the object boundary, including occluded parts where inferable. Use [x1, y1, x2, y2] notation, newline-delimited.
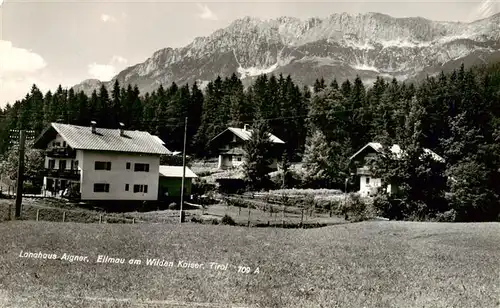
[209, 127, 285, 144]
[33, 123, 171, 155]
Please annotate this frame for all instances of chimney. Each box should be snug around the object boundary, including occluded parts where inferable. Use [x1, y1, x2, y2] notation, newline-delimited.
[119, 122, 125, 136]
[243, 124, 250, 131]
[90, 121, 97, 134]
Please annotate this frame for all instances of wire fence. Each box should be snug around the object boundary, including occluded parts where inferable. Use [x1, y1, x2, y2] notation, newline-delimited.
[0, 186, 350, 228]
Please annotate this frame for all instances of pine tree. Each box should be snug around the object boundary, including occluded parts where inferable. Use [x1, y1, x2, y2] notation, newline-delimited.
[313, 77, 326, 93]
[111, 80, 121, 127]
[67, 88, 79, 125]
[243, 118, 273, 191]
[302, 130, 331, 188]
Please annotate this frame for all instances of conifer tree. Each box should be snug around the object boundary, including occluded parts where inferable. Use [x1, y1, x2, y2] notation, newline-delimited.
[243, 118, 273, 191]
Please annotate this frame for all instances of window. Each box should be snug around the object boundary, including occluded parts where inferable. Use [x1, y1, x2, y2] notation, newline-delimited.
[125, 184, 129, 191]
[63, 141, 66, 147]
[134, 163, 149, 172]
[133, 184, 148, 193]
[59, 160, 66, 170]
[126, 162, 131, 170]
[95, 161, 111, 170]
[48, 159, 56, 169]
[93, 183, 110, 193]
[236, 157, 242, 161]
[366, 177, 370, 184]
[73, 160, 79, 169]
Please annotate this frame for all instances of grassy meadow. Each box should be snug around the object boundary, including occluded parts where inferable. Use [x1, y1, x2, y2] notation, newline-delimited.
[0, 220, 499, 307]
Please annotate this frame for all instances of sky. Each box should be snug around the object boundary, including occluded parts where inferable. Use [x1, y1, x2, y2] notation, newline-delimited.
[0, 0, 499, 108]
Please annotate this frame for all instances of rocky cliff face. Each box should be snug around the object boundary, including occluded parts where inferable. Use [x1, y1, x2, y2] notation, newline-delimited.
[73, 12, 500, 94]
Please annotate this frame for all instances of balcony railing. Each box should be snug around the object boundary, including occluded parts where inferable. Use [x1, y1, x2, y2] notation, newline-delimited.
[45, 147, 76, 158]
[42, 169, 81, 180]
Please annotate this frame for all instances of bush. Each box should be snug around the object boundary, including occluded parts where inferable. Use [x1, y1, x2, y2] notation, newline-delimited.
[191, 216, 202, 223]
[343, 193, 369, 222]
[168, 202, 177, 210]
[192, 178, 216, 196]
[23, 182, 42, 195]
[434, 209, 457, 222]
[373, 194, 407, 220]
[221, 214, 236, 226]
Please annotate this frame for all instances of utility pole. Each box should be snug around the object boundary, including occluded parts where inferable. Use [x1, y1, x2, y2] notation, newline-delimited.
[15, 130, 26, 220]
[179, 117, 188, 223]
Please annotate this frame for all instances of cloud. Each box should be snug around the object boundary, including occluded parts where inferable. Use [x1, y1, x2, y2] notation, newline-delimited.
[0, 40, 46, 75]
[100, 13, 117, 23]
[196, 3, 218, 20]
[0, 40, 49, 107]
[87, 55, 128, 81]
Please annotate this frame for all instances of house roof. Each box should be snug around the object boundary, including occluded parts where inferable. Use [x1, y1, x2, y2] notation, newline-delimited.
[349, 142, 445, 163]
[159, 165, 198, 178]
[210, 127, 285, 144]
[33, 123, 171, 155]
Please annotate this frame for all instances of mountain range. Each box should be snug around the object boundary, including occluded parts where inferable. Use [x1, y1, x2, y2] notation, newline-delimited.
[73, 12, 500, 94]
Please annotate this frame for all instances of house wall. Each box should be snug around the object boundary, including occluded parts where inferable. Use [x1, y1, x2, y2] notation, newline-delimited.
[158, 177, 192, 198]
[359, 175, 383, 197]
[79, 150, 160, 201]
[47, 134, 67, 148]
[231, 155, 244, 167]
[218, 155, 233, 169]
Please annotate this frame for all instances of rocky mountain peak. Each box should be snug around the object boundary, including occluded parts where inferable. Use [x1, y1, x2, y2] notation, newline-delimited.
[72, 12, 500, 96]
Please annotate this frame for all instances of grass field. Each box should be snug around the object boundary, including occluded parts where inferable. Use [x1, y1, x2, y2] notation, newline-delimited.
[0, 220, 499, 307]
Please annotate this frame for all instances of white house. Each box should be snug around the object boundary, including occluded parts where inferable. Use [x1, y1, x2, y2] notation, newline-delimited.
[209, 124, 285, 170]
[349, 142, 445, 197]
[33, 122, 171, 201]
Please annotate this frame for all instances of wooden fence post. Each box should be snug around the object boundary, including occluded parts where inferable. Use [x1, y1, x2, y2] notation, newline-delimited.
[132, 218, 135, 224]
[62, 211, 66, 222]
[238, 206, 241, 216]
[247, 206, 251, 227]
[36, 209, 39, 222]
[99, 214, 102, 224]
[282, 205, 285, 228]
[300, 208, 304, 228]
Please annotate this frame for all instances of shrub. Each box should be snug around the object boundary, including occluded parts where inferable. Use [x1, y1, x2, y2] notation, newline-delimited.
[211, 219, 219, 225]
[168, 202, 177, 210]
[434, 209, 457, 222]
[221, 214, 236, 226]
[373, 194, 404, 220]
[192, 178, 216, 196]
[191, 216, 202, 223]
[343, 193, 369, 222]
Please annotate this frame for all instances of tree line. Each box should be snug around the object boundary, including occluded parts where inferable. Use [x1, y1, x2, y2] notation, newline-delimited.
[1, 62, 500, 221]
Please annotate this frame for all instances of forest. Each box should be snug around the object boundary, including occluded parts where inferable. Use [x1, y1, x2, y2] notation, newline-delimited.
[1, 62, 500, 221]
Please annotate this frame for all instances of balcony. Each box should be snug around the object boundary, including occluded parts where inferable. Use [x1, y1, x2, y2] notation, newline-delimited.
[356, 167, 372, 176]
[45, 147, 76, 158]
[42, 169, 81, 181]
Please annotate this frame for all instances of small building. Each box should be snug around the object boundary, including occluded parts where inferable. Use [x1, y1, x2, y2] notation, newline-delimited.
[349, 142, 445, 197]
[32, 122, 171, 201]
[158, 165, 198, 200]
[209, 124, 285, 170]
